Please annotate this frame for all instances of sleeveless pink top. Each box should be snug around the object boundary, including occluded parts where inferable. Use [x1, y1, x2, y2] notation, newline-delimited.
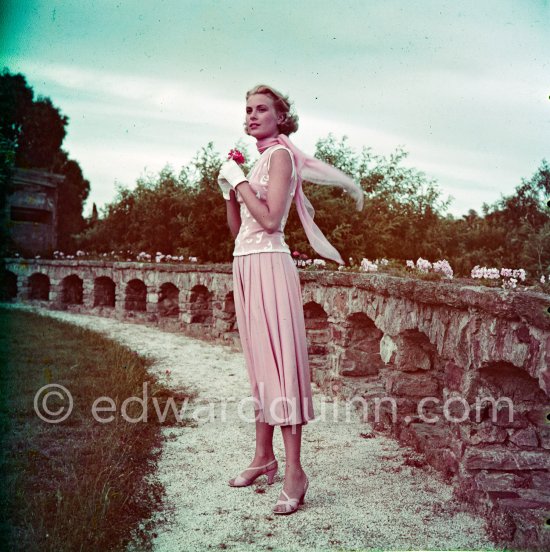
[233, 145, 297, 257]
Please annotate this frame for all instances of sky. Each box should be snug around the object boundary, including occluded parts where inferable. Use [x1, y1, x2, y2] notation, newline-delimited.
[1, 0, 549, 219]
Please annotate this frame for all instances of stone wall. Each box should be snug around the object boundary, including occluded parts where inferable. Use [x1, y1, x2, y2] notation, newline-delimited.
[2, 258, 550, 551]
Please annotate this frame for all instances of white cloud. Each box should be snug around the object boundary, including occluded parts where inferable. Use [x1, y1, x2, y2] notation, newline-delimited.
[18, 59, 244, 128]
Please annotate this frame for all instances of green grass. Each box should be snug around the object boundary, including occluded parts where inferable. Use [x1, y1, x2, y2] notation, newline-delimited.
[0, 307, 195, 551]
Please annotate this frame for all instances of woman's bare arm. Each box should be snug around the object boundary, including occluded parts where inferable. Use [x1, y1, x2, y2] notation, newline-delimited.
[226, 190, 242, 239]
[234, 149, 292, 234]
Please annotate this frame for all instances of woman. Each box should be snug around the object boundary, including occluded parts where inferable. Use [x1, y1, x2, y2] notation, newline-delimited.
[218, 84, 363, 515]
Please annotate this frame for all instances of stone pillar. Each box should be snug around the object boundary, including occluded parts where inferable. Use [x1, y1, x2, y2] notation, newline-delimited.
[82, 276, 95, 309]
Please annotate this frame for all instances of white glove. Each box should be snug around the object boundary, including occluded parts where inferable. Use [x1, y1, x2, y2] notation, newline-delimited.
[217, 174, 232, 200]
[219, 159, 248, 190]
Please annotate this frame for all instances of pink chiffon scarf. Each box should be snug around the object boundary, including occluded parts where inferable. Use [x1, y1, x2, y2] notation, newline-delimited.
[256, 134, 364, 265]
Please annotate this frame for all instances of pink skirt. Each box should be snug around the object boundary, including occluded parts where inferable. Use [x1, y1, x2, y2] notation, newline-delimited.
[232, 252, 315, 426]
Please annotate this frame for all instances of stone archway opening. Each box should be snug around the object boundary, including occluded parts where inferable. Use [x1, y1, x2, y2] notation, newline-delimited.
[367, 328, 448, 475]
[303, 301, 329, 383]
[158, 283, 180, 317]
[29, 273, 50, 300]
[462, 360, 549, 461]
[125, 279, 147, 312]
[188, 284, 212, 324]
[340, 312, 384, 378]
[61, 274, 84, 305]
[61, 275, 83, 305]
[220, 291, 238, 343]
[0, 271, 18, 300]
[456, 360, 550, 549]
[94, 276, 116, 307]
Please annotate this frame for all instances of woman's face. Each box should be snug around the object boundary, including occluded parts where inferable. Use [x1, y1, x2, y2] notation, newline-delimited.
[245, 93, 283, 140]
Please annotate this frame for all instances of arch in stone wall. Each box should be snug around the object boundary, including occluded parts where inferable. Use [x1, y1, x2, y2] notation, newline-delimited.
[0, 271, 18, 300]
[340, 312, 384, 377]
[94, 276, 116, 307]
[221, 290, 237, 333]
[390, 329, 439, 373]
[125, 279, 147, 312]
[369, 328, 445, 458]
[158, 282, 180, 317]
[188, 284, 212, 324]
[29, 272, 50, 300]
[462, 359, 548, 450]
[303, 301, 330, 382]
[61, 274, 83, 305]
[451, 360, 549, 545]
[385, 328, 442, 411]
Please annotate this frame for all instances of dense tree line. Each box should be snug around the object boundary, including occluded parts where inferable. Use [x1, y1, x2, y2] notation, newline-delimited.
[77, 134, 549, 281]
[0, 68, 90, 255]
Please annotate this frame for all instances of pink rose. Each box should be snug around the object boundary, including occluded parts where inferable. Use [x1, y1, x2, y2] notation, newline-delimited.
[227, 148, 245, 165]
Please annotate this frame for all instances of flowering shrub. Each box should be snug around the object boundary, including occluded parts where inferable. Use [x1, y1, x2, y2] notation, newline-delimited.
[360, 258, 378, 272]
[291, 251, 328, 269]
[471, 265, 527, 290]
[50, 250, 200, 264]
[137, 252, 152, 262]
[406, 257, 454, 280]
[433, 260, 454, 279]
[539, 274, 550, 294]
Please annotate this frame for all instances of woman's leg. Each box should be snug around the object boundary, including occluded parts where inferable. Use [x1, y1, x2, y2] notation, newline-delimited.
[229, 414, 276, 485]
[273, 423, 308, 512]
[253, 415, 276, 461]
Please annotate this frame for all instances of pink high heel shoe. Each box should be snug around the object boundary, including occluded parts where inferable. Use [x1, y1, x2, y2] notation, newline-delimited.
[228, 458, 278, 487]
[273, 475, 309, 515]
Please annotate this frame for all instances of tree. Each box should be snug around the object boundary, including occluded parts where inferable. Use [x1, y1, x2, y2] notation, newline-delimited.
[483, 159, 550, 275]
[0, 68, 90, 252]
[284, 134, 452, 264]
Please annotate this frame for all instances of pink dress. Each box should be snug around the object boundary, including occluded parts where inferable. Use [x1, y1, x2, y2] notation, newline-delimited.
[232, 145, 315, 426]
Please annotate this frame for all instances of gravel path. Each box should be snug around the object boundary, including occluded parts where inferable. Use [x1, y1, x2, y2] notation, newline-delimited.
[5, 304, 502, 551]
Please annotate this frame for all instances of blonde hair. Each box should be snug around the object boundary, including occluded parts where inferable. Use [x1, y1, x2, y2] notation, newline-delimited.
[244, 84, 299, 136]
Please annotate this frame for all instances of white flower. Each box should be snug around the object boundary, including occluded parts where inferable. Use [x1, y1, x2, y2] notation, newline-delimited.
[471, 265, 500, 280]
[416, 257, 432, 273]
[360, 258, 378, 272]
[502, 278, 517, 290]
[433, 259, 454, 279]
